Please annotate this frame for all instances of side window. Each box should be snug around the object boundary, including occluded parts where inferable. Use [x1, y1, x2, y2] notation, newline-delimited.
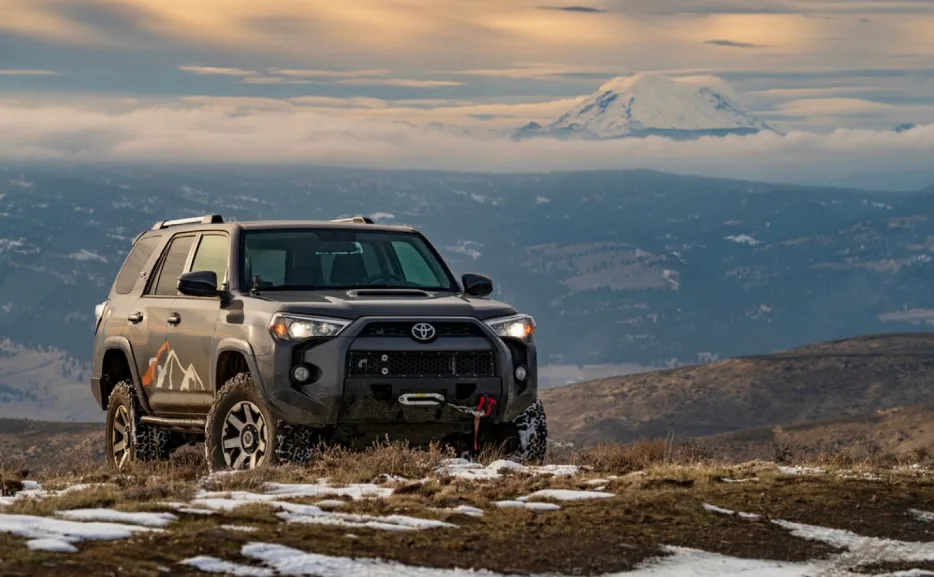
[391, 241, 444, 286]
[150, 235, 195, 296]
[190, 234, 229, 290]
[113, 236, 160, 294]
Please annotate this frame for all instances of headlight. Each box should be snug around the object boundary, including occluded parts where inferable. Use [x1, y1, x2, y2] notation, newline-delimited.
[484, 314, 535, 342]
[269, 313, 351, 341]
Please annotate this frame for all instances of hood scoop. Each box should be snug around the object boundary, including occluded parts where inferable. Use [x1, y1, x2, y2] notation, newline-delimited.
[346, 288, 432, 299]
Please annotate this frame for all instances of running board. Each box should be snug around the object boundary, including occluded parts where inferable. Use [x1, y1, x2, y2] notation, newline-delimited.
[140, 416, 206, 432]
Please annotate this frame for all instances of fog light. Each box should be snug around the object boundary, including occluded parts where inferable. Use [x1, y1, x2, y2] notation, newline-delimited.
[514, 365, 529, 382]
[292, 365, 311, 383]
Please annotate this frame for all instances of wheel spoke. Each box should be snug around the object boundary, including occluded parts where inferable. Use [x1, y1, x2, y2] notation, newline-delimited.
[243, 405, 255, 426]
[232, 451, 247, 469]
[227, 414, 246, 432]
[113, 440, 126, 453]
[223, 437, 241, 450]
[256, 439, 266, 454]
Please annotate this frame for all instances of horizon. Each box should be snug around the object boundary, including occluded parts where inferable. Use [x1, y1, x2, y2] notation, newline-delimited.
[2, 1, 934, 188]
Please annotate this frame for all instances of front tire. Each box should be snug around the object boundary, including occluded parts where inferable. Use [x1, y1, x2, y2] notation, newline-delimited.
[205, 372, 318, 472]
[105, 380, 171, 471]
[509, 400, 548, 465]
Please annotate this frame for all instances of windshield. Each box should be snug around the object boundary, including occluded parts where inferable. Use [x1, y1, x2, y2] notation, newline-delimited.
[240, 228, 458, 291]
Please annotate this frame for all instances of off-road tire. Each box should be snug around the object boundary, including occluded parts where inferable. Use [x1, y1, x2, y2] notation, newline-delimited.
[509, 400, 548, 465]
[205, 372, 317, 472]
[105, 380, 171, 470]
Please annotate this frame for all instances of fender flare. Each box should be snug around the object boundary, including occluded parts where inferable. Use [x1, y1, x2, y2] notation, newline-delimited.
[102, 336, 154, 414]
[213, 338, 265, 395]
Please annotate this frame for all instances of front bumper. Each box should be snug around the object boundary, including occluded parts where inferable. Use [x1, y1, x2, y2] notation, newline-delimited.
[255, 316, 537, 428]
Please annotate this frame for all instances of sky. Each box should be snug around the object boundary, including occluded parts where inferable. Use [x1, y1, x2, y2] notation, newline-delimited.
[2, 0, 934, 187]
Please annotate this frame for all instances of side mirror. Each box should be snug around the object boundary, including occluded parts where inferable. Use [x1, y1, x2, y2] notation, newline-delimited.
[462, 273, 493, 298]
[177, 270, 219, 297]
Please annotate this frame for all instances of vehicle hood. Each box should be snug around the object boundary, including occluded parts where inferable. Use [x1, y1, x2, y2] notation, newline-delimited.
[253, 290, 517, 320]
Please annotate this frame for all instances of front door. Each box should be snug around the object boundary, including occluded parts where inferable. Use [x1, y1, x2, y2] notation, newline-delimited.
[163, 232, 229, 414]
[136, 232, 198, 412]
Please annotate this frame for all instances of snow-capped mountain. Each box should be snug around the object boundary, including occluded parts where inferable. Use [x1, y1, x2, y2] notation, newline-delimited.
[516, 73, 777, 140]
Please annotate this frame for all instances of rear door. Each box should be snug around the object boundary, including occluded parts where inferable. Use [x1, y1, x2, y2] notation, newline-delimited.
[129, 232, 197, 411]
[163, 231, 230, 413]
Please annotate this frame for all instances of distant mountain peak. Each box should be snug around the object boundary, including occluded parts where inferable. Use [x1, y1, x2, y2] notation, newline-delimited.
[517, 73, 778, 141]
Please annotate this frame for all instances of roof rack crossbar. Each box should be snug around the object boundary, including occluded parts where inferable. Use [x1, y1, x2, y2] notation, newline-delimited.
[151, 214, 224, 230]
[329, 216, 374, 224]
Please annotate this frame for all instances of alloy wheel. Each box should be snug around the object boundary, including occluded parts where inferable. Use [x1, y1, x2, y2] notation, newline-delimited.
[111, 405, 132, 470]
[221, 401, 268, 469]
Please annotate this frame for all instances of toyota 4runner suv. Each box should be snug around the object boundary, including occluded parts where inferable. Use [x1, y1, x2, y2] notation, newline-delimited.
[91, 214, 546, 472]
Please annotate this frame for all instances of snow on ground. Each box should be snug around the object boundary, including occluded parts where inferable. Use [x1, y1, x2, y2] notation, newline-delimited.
[182, 555, 274, 577]
[275, 501, 456, 531]
[0, 482, 113, 506]
[263, 481, 393, 500]
[518, 489, 614, 502]
[436, 458, 579, 480]
[701, 503, 761, 520]
[777, 466, 825, 476]
[494, 500, 561, 511]
[0, 514, 160, 552]
[56, 509, 178, 527]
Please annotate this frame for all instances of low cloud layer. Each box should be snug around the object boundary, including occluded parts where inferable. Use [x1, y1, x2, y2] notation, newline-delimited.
[1, 97, 932, 189]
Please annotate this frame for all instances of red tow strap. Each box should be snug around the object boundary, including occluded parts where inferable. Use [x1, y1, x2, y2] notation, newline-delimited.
[473, 395, 497, 451]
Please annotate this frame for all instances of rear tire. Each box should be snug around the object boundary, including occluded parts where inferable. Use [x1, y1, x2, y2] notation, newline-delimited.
[205, 372, 318, 472]
[105, 380, 171, 471]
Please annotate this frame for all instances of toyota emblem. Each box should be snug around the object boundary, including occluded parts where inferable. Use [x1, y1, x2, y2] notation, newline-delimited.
[411, 322, 436, 342]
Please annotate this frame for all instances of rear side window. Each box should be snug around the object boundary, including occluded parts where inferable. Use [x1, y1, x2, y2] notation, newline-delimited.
[151, 235, 195, 296]
[113, 236, 160, 295]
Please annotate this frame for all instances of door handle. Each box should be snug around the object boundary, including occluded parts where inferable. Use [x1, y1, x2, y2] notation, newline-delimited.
[127, 312, 143, 324]
[167, 312, 181, 326]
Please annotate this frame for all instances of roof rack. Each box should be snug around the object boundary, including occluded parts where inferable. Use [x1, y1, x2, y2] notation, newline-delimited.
[151, 214, 224, 230]
[329, 216, 374, 224]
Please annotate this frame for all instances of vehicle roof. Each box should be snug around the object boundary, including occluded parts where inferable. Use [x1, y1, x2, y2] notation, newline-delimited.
[140, 220, 418, 237]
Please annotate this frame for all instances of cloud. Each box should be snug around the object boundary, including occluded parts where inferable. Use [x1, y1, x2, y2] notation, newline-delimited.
[1, 97, 933, 190]
[705, 39, 766, 48]
[328, 78, 463, 88]
[272, 69, 393, 79]
[539, 6, 608, 13]
[0, 69, 59, 76]
[179, 65, 255, 76]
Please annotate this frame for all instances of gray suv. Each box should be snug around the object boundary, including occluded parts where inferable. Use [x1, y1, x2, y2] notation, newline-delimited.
[91, 214, 547, 471]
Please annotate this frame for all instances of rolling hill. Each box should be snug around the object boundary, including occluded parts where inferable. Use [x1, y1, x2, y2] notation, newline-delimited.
[542, 333, 934, 446]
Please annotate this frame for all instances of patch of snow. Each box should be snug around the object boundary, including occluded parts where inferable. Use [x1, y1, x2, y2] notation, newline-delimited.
[56, 509, 178, 528]
[221, 524, 258, 532]
[585, 479, 610, 485]
[0, 514, 159, 551]
[911, 509, 934, 523]
[774, 518, 934, 567]
[450, 505, 484, 517]
[628, 546, 815, 576]
[494, 500, 561, 511]
[517, 489, 613, 502]
[721, 477, 758, 484]
[777, 466, 825, 476]
[436, 458, 579, 480]
[26, 537, 78, 552]
[262, 482, 393, 500]
[275, 501, 456, 532]
[702, 503, 761, 520]
[180, 556, 274, 576]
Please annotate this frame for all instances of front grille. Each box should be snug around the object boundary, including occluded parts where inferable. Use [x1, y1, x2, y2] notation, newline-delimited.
[347, 351, 495, 378]
[358, 321, 483, 338]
